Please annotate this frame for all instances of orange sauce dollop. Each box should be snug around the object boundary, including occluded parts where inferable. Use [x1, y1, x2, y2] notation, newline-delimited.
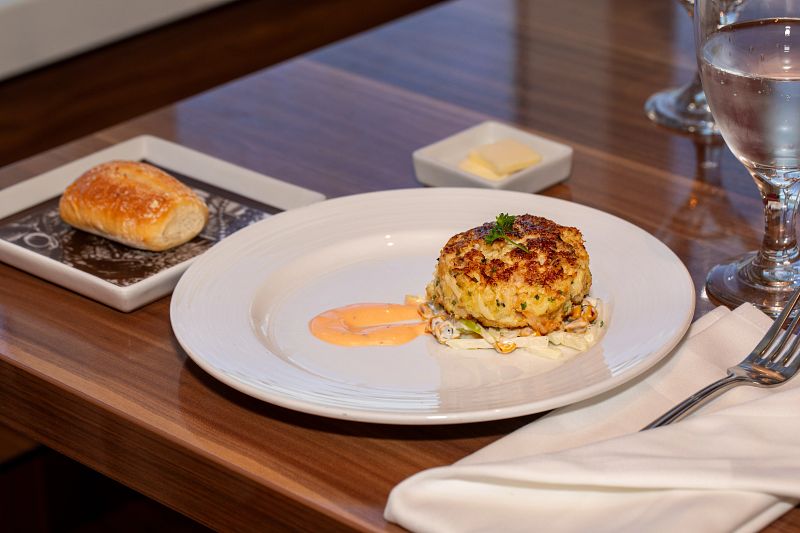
[309, 302, 427, 346]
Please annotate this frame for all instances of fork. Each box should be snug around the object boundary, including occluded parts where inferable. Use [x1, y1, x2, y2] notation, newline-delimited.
[643, 286, 800, 430]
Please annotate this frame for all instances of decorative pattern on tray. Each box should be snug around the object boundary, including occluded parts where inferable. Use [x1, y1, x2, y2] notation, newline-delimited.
[0, 163, 279, 287]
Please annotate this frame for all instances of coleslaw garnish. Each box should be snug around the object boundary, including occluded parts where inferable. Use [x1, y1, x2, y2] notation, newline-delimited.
[423, 297, 604, 358]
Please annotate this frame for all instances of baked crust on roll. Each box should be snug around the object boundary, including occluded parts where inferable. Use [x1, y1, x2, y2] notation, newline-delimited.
[59, 161, 209, 251]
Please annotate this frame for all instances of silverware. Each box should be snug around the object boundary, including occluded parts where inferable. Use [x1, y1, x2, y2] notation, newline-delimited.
[643, 286, 800, 430]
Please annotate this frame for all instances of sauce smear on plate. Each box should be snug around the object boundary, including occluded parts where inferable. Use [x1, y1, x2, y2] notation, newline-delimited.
[310, 303, 426, 346]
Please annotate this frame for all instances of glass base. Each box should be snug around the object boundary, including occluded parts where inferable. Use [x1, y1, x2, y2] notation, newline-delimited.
[645, 87, 720, 138]
[706, 252, 800, 317]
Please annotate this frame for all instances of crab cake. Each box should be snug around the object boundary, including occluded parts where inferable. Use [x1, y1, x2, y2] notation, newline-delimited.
[426, 214, 591, 335]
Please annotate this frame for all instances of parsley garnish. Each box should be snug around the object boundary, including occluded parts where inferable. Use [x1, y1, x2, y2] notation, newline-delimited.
[485, 213, 530, 253]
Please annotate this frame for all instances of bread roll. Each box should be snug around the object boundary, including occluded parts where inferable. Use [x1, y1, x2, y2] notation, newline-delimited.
[59, 160, 209, 251]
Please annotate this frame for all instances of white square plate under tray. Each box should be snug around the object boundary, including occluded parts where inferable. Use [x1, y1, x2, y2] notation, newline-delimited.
[0, 135, 325, 311]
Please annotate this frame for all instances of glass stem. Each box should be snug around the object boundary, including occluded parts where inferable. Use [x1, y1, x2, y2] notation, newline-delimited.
[750, 175, 800, 283]
[674, 73, 710, 115]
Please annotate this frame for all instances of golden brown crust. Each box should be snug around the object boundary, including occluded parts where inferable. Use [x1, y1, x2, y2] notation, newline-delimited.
[427, 214, 591, 333]
[442, 215, 585, 288]
[59, 161, 209, 251]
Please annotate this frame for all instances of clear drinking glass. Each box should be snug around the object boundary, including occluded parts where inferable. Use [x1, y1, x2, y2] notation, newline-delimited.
[645, 0, 720, 137]
[697, 0, 800, 315]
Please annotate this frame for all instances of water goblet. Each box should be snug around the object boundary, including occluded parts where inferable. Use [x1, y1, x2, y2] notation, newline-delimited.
[645, 0, 720, 138]
[697, 0, 800, 315]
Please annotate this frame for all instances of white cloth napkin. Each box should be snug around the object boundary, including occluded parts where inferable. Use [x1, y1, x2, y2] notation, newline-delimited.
[385, 304, 800, 533]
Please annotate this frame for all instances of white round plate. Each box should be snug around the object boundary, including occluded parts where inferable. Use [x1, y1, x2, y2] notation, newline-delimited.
[171, 188, 695, 424]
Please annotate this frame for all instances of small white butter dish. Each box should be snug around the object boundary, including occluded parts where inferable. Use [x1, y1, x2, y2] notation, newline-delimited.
[413, 121, 573, 192]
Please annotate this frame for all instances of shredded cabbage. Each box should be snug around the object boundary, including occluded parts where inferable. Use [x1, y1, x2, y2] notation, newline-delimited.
[438, 297, 604, 359]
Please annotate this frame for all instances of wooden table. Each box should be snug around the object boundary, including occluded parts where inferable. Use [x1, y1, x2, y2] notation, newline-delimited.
[0, 0, 796, 531]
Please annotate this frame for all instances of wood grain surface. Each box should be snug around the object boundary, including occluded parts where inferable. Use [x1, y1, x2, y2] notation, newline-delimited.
[0, 0, 441, 168]
[0, 0, 797, 531]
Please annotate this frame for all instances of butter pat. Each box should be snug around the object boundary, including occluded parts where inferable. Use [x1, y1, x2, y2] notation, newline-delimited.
[469, 138, 542, 175]
[458, 158, 504, 180]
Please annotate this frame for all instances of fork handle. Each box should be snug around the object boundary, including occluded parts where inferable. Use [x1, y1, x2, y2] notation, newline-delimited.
[642, 373, 749, 430]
